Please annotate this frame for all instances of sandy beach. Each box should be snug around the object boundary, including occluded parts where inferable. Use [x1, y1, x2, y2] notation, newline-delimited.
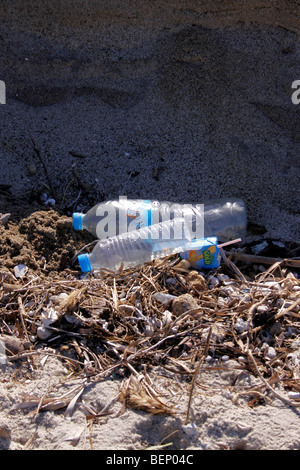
[0, 0, 299, 451]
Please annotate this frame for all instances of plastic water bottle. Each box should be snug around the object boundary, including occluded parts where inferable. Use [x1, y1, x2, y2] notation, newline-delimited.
[78, 217, 194, 272]
[73, 197, 246, 242]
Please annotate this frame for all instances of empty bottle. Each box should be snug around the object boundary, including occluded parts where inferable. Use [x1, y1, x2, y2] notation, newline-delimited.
[77, 217, 194, 272]
[73, 197, 246, 243]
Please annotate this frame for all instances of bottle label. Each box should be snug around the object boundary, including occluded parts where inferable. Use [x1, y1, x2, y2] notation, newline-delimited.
[180, 238, 220, 269]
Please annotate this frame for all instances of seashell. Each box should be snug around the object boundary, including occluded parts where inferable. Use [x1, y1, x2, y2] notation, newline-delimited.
[41, 306, 59, 327]
[13, 264, 28, 278]
[161, 310, 173, 326]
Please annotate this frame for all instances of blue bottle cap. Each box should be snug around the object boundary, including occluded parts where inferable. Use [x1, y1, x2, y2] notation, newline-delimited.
[73, 213, 83, 230]
[78, 254, 92, 272]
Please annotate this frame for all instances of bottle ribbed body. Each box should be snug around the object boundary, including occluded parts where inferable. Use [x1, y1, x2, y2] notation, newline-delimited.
[83, 218, 192, 272]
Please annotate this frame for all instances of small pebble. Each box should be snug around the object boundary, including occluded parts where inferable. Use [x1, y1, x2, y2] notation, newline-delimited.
[153, 292, 177, 305]
[0, 213, 11, 226]
[238, 356, 247, 364]
[0, 422, 11, 439]
[182, 422, 199, 438]
[265, 346, 277, 360]
[36, 325, 52, 340]
[258, 264, 266, 272]
[217, 274, 230, 283]
[45, 198, 55, 206]
[288, 391, 300, 400]
[257, 304, 269, 313]
[27, 163, 36, 175]
[166, 277, 176, 285]
[234, 318, 249, 333]
[172, 293, 199, 316]
[221, 355, 230, 362]
[208, 276, 219, 287]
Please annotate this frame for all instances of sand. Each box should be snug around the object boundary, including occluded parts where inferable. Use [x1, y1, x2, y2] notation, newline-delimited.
[0, 0, 300, 452]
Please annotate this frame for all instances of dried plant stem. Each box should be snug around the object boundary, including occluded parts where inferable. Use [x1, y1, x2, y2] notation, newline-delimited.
[275, 297, 300, 320]
[185, 326, 212, 424]
[247, 350, 300, 408]
[219, 247, 247, 282]
[18, 296, 29, 342]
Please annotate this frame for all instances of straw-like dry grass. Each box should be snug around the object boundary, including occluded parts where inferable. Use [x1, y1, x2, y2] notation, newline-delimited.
[1, 247, 300, 420]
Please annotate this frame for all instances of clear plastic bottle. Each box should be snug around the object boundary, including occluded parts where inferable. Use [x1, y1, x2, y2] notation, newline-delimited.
[77, 217, 194, 272]
[73, 197, 246, 243]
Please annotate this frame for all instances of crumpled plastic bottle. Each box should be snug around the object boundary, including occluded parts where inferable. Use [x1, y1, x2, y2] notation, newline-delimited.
[73, 197, 246, 243]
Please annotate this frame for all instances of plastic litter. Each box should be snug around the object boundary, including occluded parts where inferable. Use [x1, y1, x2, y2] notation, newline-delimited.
[73, 197, 246, 243]
[78, 217, 194, 273]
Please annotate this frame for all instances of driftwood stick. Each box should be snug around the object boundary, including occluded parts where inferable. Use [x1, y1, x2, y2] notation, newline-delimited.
[225, 251, 300, 268]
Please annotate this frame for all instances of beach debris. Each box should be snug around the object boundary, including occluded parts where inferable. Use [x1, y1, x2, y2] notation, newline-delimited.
[120, 373, 174, 415]
[36, 306, 59, 340]
[13, 264, 28, 278]
[12, 381, 87, 414]
[1, 233, 300, 418]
